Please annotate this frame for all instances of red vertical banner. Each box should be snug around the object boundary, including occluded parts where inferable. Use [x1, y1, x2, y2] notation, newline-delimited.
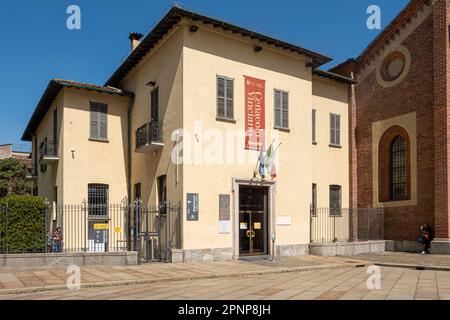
[244, 76, 266, 150]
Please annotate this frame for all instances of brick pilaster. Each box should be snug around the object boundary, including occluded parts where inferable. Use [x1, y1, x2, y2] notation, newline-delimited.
[433, 0, 450, 238]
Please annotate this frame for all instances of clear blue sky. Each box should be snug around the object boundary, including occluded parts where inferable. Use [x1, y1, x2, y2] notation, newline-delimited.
[0, 0, 409, 147]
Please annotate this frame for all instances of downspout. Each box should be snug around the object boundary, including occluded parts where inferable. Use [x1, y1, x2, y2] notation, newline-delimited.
[127, 96, 135, 201]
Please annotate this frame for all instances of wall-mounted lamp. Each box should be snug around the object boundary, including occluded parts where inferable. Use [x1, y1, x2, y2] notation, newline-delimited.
[146, 81, 157, 87]
[254, 45, 263, 53]
[189, 25, 199, 33]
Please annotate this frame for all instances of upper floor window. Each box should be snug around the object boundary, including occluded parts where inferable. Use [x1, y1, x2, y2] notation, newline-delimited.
[151, 87, 159, 122]
[274, 90, 289, 129]
[378, 125, 411, 202]
[217, 76, 234, 120]
[312, 109, 317, 144]
[330, 113, 341, 146]
[90, 102, 108, 141]
[53, 108, 58, 143]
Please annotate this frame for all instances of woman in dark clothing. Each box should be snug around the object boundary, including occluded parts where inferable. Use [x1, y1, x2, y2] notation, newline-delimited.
[418, 223, 433, 254]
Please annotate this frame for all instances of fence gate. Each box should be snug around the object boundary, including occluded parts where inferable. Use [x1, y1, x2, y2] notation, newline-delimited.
[131, 201, 181, 263]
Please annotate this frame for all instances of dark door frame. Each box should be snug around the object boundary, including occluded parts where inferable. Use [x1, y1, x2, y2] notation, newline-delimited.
[232, 178, 276, 260]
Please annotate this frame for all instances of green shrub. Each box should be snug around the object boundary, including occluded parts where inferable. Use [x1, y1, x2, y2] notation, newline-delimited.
[0, 195, 47, 252]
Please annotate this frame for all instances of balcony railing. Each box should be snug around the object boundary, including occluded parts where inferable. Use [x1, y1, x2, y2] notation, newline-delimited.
[25, 164, 38, 180]
[39, 141, 59, 164]
[135, 122, 164, 153]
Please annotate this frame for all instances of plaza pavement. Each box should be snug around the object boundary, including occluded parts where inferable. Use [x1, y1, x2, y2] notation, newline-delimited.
[1, 265, 450, 300]
[0, 255, 366, 295]
[2, 252, 450, 300]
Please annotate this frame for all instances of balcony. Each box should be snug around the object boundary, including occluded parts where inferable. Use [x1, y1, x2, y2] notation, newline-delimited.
[135, 122, 164, 153]
[25, 164, 38, 180]
[39, 141, 59, 165]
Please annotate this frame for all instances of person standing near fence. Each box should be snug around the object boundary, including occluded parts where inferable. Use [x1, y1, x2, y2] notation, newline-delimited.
[52, 227, 63, 253]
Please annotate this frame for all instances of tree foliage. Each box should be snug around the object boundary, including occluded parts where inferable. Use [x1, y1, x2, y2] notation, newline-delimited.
[0, 158, 32, 198]
[0, 195, 47, 252]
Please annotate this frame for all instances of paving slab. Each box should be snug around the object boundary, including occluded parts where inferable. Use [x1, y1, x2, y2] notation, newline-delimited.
[350, 252, 450, 271]
[0, 255, 368, 295]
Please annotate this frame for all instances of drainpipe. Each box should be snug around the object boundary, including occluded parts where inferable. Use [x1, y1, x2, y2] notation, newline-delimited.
[127, 97, 135, 201]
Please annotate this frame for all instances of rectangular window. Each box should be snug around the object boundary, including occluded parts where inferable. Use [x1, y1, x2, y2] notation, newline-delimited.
[157, 175, 167, 215]
[217, 76, 234, 120]
[134, 183, 142, 201]
[88, 184, 109, 217]
[90, 102, 108, 140]
[330, 113, 341, 146]
[275, 89, 289, 129]
[329, 185, 342, 216]
[151, 88, 159, 122]
[312, 109, 317, 144]
[53, 108, 58, 143]
[312, 184, 317, 216]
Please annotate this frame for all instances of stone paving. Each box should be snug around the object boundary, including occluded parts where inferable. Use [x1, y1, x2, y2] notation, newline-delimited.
[2, 252, 450, 300]
[0, 255, 366, 295]
[349, 252, 450, 270]
[2, 266, 450, 300]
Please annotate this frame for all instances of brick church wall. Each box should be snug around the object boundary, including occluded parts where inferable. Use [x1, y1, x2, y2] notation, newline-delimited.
[354, 14, 435, 241]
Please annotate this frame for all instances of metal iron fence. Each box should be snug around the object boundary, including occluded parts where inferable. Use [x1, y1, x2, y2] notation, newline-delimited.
[310, 206, 384, 243]
[0, 200, 181, 263]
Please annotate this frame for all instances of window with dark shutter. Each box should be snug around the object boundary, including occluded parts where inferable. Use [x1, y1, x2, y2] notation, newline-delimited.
[312, 184, 317, 216]
[275, 89, 289, 129]
[312, 109, 317, 144]
[53, 108, 58, 143]
[151, 88, 159, 122]
[329, 185, 342, 216]
[90, 102, 108, 140]
[217, 76, 234, 120]
[330, 113, 341, 146]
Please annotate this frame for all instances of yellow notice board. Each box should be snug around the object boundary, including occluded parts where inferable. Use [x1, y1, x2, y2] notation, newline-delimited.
[94, 223, 109, 230]
[114, 227, 122, 233]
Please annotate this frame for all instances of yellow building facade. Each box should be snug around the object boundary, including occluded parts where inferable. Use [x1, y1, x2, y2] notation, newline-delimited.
[22, 7, 354, 261]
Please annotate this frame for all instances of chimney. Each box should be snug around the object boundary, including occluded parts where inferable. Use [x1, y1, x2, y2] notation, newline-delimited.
[129, 32, 144, 51]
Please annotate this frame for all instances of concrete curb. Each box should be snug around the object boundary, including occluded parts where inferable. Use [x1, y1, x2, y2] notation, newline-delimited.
[0, 262, 369, 295]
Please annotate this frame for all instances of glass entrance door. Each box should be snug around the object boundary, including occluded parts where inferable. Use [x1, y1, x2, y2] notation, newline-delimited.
[239, 186, 268, 256]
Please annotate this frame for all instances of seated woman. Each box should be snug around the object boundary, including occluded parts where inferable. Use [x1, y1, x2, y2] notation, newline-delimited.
[418, 223, 433, 254]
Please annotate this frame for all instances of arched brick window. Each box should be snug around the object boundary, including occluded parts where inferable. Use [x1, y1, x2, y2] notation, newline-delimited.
[378, 126, 411, 202]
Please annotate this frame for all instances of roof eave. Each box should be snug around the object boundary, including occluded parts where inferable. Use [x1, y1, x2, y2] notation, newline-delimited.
[313, 69, 356, 85]
[105, 6, 332, 87]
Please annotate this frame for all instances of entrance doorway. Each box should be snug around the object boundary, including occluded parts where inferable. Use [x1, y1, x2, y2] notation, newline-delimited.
[239, 186, 269, 256]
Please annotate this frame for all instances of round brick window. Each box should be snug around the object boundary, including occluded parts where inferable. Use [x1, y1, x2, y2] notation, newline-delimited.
[380, 52, 406, 82]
